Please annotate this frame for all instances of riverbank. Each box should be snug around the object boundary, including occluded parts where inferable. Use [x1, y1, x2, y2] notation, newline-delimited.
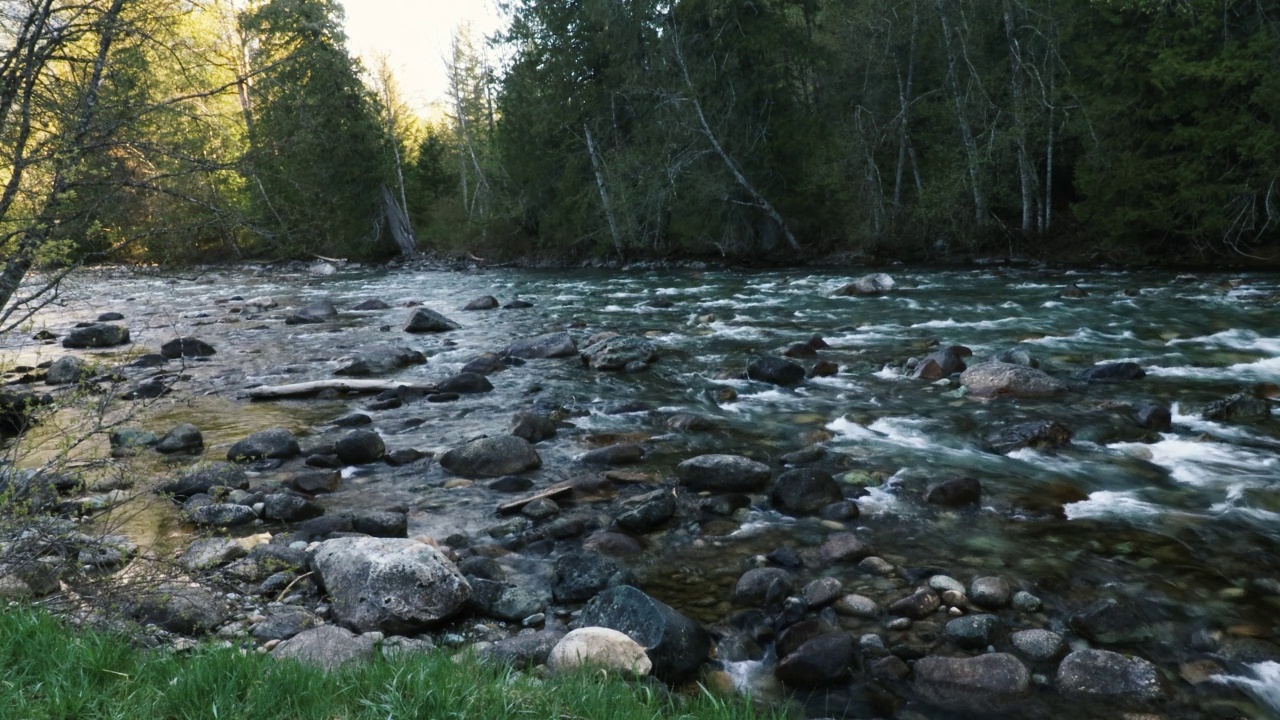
[0, 607, 773, 720]
[2, 264, 1278, 718]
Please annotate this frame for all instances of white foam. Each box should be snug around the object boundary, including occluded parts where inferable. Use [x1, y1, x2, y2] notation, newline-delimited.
[1213, 662, 1280, 715]
[1148, 355, 1280, 382]
[1064, 491, 1164, 520]
[909, 317, 1024, 330]
[873, 365, 907, 381]
[1109, 436, 1279, 488]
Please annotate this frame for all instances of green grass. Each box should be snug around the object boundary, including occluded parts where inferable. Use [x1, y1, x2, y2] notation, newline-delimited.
[0, 608, 783, 720]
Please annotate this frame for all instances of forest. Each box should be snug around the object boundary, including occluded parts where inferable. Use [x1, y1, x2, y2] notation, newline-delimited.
[1, 0, 1278, 290]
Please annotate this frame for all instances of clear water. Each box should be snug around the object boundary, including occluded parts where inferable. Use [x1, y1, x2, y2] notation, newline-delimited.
[3, 264, 1278, 718]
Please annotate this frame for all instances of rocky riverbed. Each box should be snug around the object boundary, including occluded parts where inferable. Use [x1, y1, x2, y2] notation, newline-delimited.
[1, 261, 1279, 719]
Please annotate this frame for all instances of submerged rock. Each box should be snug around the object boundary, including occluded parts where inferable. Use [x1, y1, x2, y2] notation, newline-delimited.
[334, 430, 385, 464]
[925, 477, 981, 506]
[45, 356, 87, 385]
[311, 537, 471, 634]
[913, 653, 1030, 713]
[771, 468, 843, 515]
[1079, 362, 1145, 382]
[505, 332, 577, 359]
[675, 454, 771, 492]
[1203, 393, 1270, 422]
[615, 488, 675, 533]
[286, 300, 336, 325]
[581, 335, 659, 371]
[834, 273, 894, 296]
[509, 411, 557, 443]
[334, 346, 425, 376]
[1056, 649, 1164, 702]
[159, 462, 247, 498]
[581, 443, 645, 466]
[155, 423, 203, 454]
[775, 632, 854, 686]
[987, 420, 1072, 454]
[1136, 403, 1172, 431]
[746, 356, 805, 386]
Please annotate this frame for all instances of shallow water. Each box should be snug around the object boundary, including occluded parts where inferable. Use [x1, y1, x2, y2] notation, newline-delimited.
[3, 264, 1279, 717]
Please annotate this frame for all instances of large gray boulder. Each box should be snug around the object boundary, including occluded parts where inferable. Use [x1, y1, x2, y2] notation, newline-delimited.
[1056, 649, 1164, 702]
[227, 428, 300, 462]
[63, 323, 130, 348]
[311, 537, 471, 634]
[159, 462, 247, 498]
[771, 468, 843, 515]
[160, 337, 216, 359]
[180, 537, 247, 572]
[961, 362, 1066, 398]
[746, 356, 805, 386]
[45, 356, 88, 385]
[403, 308, 460, 333]
[334, 430, 385, 464]
[675, 454, 771, 492]
[285, 300, 337, 325]
[504, 332, 577, 359]
[578, 585, 711, 681]
[155, 423, 203, 454]
[914, 653, 1031, 713]
[272, 625, 377, 670]
[439, 435, 541, 478]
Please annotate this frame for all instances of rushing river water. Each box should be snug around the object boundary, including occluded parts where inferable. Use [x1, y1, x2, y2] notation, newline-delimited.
[3, 263, 1279, 718]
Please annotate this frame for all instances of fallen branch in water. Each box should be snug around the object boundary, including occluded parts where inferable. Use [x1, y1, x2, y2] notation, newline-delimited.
[247, 379, 436, 400]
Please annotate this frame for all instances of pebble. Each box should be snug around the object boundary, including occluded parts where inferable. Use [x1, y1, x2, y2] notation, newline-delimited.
[833, 594, 879, 618]
[941, 590, 967, 608]
[1010, 629, 1064, 661]
[969, 577, 1011, 608]
[858, 556, 895, 575]
[886, 617, 912, 631]
[522, 613, 545, 627]
[929, 575, 966, 595]
[860, 633, 885, 651]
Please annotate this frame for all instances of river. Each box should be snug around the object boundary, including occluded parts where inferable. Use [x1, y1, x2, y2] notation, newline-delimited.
[2, 263, 1278, 718]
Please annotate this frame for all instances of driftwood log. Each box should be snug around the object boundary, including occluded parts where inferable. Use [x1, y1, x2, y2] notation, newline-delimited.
[248, 379, 436, 400]
[497, 483, 575, 515]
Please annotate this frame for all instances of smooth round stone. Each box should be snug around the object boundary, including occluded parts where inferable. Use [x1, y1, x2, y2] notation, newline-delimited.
[929, 575, 966, 595]
[942, 590, 968, 608]
[886, 617, 912, 631]
[858, 556, 895, 575]
[832, 594, 879, 619]
[859, 633, 885, 651]
[1010, 629, 1064, 661]
[969, 577, 1012, 608]
[1012, 591, 1042, 613]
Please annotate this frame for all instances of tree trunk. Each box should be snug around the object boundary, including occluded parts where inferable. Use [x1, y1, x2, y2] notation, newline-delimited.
[1003, 0, 1036, 234]
[936, 0, 987, 225]
[894, 3, 921, 207]
[584, 124, 624, 257]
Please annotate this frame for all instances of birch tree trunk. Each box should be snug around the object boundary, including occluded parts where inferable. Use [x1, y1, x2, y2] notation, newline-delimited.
[584, 124, 624, 257]
[936, 0, 987, 226]
[1003, 0, 1037, 234]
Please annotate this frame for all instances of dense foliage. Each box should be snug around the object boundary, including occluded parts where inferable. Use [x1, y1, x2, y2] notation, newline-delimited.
[1, 0, 1277, 309]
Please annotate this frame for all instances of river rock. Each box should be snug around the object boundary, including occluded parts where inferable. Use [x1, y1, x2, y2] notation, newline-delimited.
[1056, 649, 1164, 702]
[775, 632, 854, 686]
[944, 613, 999, 649]
[227, 428, 300, 462]
[914, 346, 971, 380]
[1080, 362, 1145, 382]
[160, 337, 216, 359]
[0, 562, 60, 599]
[581, 335, 658, 371]
[286, 300, 337, 325]
[289, 470, 340, 494]
[578, 585, 710, 680]
[988, 420, 1072, 454]
[188, 503, 258, 528]
[439, 436, 541, 477]
[403, 308, 460, 333]
[833, 594, 879, 618]
[615, 488, 676, 532]
[819, 533, 875, 563]
[1010, 629, 1064, 661]
[771, 468, 843, 515]
[1203, 393, 1270, 422]
[262, 493, 323, 522]
[312, 537, 470, 634]
[461, 353, 508, 375]
[991, 347, 1038, 367]
[802, 577, 843, 608]
[480, 629, 564, 667]
[155, 423, 203, 454]
[129, 583, 229, 635]
[548, 627, 652, 677]
[675, 454, 771, 492]
[272, 625, 377, 669]
[581, 443, 645, 466]
[469, 577, 545, 621]
[970, 576, 1012, 608]
[1136, 403, 1172, 431]
[62, 323, 129, 348]
[961, 362, 1066, 398]
[505, 332, 577, 359]
[334, 430, 385, 464]
[45, 356, 87, 385]
[914, 653, 1030, 713]
[251, 607, 319, 642]
[334, 346, 426, 376]
[463, 295, 499, 310]
[180, 537, 246, 571]
[733, 567, 793, 607]
[436, 372, 493, 394]
[0, 391, 46, 437]
[746, 356, 805, 386]
[97, 311, 124, 321]
[553, 551, 623, 602]
[503, 299, 534, 309]
[889, 588, 941, 619]
[1069, 598, 1152, 645]
[509, 411, 556, 443]
[160, 462, 247, 498]
[925, 477, 981, 506]
[835, 273, 894, 296]
[351, 510, 408, 538]
[351, 299, 390, 311]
